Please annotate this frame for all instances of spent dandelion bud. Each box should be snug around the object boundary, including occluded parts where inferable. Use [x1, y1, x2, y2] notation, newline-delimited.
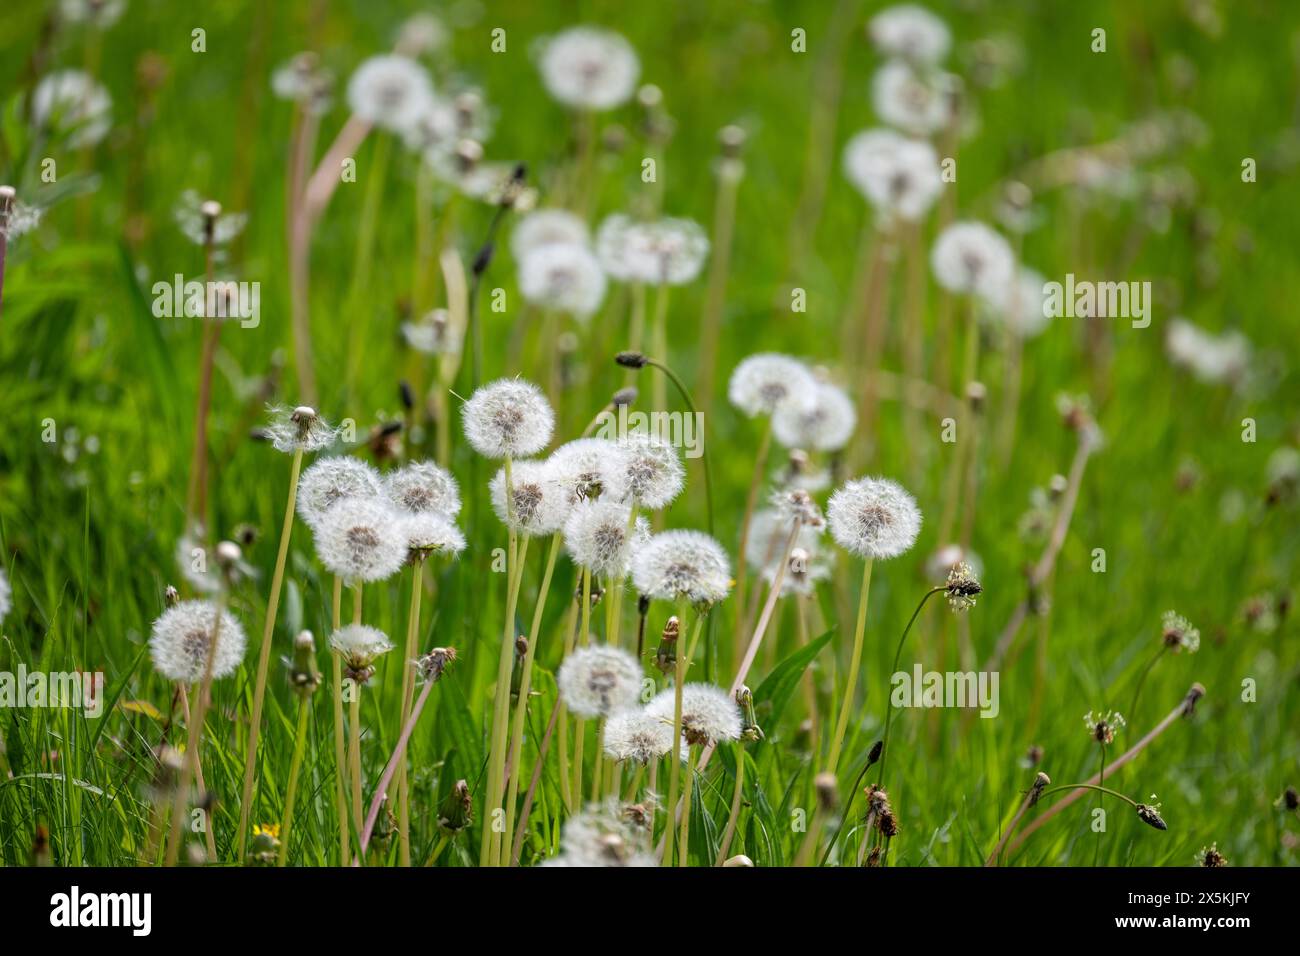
[149, 600, 248, 684]
[827, 476, 923, 559]
[462, 378, 554, 459]
[655, 615, 679, 675]
[815, 773, 839, 811]
[1029, 771, 1051, 806]
[288, 630, 320, 696]
[722, 854, 756, 867]
[417, 646, 456, 684]
[737, 686, 764, 742]
[615, 350, 649, 368]
[879, 809, 900, 838]
[163, 584, 180, 608]
[1182, 683, 1205, 716]
[867, 739, 884, 766]
[558, 645, 644, 718]
[438, 780, 473, 833]
[1197, 843, 1227, 867]
[611, 386, 637, 407]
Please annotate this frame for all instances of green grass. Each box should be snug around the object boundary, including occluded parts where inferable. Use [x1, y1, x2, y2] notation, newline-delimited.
[0, 0, 1297, 867]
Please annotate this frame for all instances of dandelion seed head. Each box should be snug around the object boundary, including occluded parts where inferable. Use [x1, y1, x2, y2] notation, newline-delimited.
[59, 0, 127, 28]
[313, 497, 407, 583]
[550, 799, 657, 867]
[987, 267, 1052, 338]
[869, 5, 951, 64]
[297, 457, 384, 530]
[149, 600, 247, 684]
[728, 353, 817, 418]
[31, 70, 112, 148]
[401, 309, 458, 356]
[1161, 609, 1200, 653]
[557, 645, 644, 718]
[548, 437, 630, 505]
[1165, 317, 1251, 386]
[489, 459, 570, 536]
[401, 95, 460, 157]
[538, 27, 640, 111]
[271, 53, 333, 114]
[827, 477, 922, 559]
[631, 530, 732, 607]
[261, 404, 338, 454]
[518, 241, 607, 318]
[397, 12, 448, 55]
[745, 508, 831, 595]
[563, 498, 650, 579]
[0, 194, 43, 242]
[346, 54, 435, 134]
[772, 380, 857, 452]
[401, 512, 466, 558]
[872, 59, 955, 137]
[770, 488, 826, 530]
[647, 682, 743, 747]
[602, 708, 688, 764]
[329, 624, 393, 680]
[385, 460, 461, 517]
[615, 431, 684, 510]
[930, 220, 1015, 298]
[511, 209, 590, 262]
[462, 378, 555, 459]
[842, 129, 943, 223]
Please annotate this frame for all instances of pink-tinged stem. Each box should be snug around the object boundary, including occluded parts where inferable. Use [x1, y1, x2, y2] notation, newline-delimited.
[357, 677, 436, 858]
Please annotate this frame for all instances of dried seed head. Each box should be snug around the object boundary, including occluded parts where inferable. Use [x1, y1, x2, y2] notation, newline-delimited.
[1136, 798, 1167, 831]
[945, 561, 983, 611]
[1182, 683, 1205, 716]
[418, 646, 456, 684]
[1197, 843, 1227, 867]
[289, 630, 320, 696]
[1029, 771, 1051, 806]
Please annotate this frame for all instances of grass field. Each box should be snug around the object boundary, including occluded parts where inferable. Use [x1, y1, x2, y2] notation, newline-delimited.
[0, 0, 1297, 869]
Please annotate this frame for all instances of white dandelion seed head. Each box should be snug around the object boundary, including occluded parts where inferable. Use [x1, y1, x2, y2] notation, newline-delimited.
[1165, 318, 1251, 385]
[173, 189, 248, 247]
[1161, 609, 1200, 654]
[538, 27, 640, 111]
[647, 682, 743, 747]
[868, 5, 951, 64]
[987, 267, 1052, 338]
[563, 498, 650, 579]
[313, 497, 407, 583]
[769, 487, 826, 530]
[603, 708, 687, 764]
[0, 195, 43, 242]
[329, 624, 393, 675]
[548, 437, 631, 505]
[346, 54, 435, 134]
[401, 309, 459, 356]
[842, 129, 943, 223]
[489, 459, 570, 537]
[631, 530, 732, 607]
[615, 431, 684, 510]
[594, 213, 641, 282]
[511, 209, 590, 262]
[385, 460, 461, 518]
[31, 70, 112, 148]
[557, 645, 644, 718]
[930, 220, 1015, 298]
[872, 59, 956, 137]
[553, 799, 657, 867]
[400, 94, 459, 156]
[772, 380, 857, 452]
[462, 378, 555, 459]
[593, 215, 709, 286]
[261, 404, 339, 454]
[296, 457, 384, 530]
[397, 12, 448, 55]
[149, 600, 247, 684]
[827, 476, 922, 559]
[59, 0, 127, 28]
[401, 511, 466, 558]
[746, 509, 831, 597]
[728, 353, 817, 418]
[271, 54, 333, 114]
[0, 567, 11, 625]
[518, 241, 607, 318]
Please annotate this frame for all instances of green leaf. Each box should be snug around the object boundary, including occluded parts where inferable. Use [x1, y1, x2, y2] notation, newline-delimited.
[753, 628, 834, 733]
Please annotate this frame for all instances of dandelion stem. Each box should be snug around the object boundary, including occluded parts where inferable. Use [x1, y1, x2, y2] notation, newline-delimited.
[276, 694, 312, 867]
[570, 566, 592, 814]
[1128, 645, 1169, 725]
[330, 576, 350, 866]
[396, 557, 425, 867]
[359, 676, 438, 857]
[661, 604, 688, 865]
[425, 832, 450, 867]
[876, 587, 946, 787]
[511, 688, 564, 866]
[643, 358, 714, 538]
[677, 745, 697, 867]
[733, 419, 772, 659]
[348, 687, 363, 853]
[714, 742, 746, 865]
[236, 444, 304, 863]
[827, 558, 874, 773]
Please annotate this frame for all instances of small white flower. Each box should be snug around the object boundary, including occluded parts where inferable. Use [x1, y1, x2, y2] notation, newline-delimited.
[557, 645, 644, 717]
[346, 54, 435, 134]
[603, 707, 687, 763]
[868, 5, 951, 64]
[563, 498, 649, 580]
[631, 530, 732, 607]
[31, 70, 112, 148]
[548, 437, 631, 505]
[385, 460, 461, 517]
[512, 209, 590, 261]
[462, 378, 555, 459]
[401, 512, 466, 558]
[296, 457, 384, 530]
[827, 477, 922, 559]
[519, 242, 607, 318]
[538, 27, 640, 111]
[930, 221, 1015, 298]
[329, 624, 393, 679]
[261, 405, 338, 454]
[616, 431, 685, 510]
[313, 497, 407, 583]
[842, 129, 943, 223]
[150, 600, 247, 684]
[772, 380, 856, 452]
[489, 459, 570, 536]
[728, 353, 817, 418]
[872, 59, 955, 137]
[647, 682, 742, 747]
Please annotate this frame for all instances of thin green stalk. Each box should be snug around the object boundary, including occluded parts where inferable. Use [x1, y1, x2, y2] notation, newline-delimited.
[276, 695, 312, 866]
[1128, 645, 1168, 724]
[827, 558, 874, 773]
[677, 745, 697, 867]
[661, 606, 687, 865]
[330, 576, 349, 866]
[396, 558, 425, 867]
[714, 742, 746, 865]
[875, 587, 946, 787]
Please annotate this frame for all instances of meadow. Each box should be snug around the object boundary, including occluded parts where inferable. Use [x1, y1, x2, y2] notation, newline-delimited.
[0, 0, 1297, 869]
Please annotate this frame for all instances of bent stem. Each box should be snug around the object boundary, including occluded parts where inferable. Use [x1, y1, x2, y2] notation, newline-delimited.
[714, 742, 746, 865]
[1128, 645, 1168, 725]
[330, 576, 350, 866]
[237, 444, 304, 862]
[875, 586, 946, 787]
[826, 558, 874, 774]
[276, 694, 312, 866]
[359, 676, 438, 856]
